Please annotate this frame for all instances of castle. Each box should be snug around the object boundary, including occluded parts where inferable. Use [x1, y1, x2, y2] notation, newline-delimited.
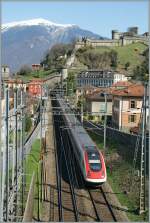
[75, 27, 149, 49]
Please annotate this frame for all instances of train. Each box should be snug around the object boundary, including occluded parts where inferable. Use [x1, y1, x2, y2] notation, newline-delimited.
[56, 94, 107, 185]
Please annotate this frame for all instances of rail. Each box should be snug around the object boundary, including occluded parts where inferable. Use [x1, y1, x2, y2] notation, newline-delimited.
[100, 187, 117, 222]
[52, 98, 79, 221]
[60, 129, 79, 221]
[88, 190, 102, 221]
[52, 101, 63, 221]
[23, 172, 35, 222]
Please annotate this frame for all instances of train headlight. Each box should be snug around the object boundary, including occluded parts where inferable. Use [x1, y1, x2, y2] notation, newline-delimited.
[87, 171, 91, 177]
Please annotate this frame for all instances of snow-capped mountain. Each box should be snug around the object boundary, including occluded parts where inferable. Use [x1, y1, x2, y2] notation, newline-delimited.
[2, 18, 104, 72]
[2, 18, 75, 32]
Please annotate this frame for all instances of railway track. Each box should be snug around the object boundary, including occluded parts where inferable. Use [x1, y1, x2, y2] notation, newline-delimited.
[52, 98, 79, 222]
[51, 96, 119, 222]
[88, 187, 117, 222]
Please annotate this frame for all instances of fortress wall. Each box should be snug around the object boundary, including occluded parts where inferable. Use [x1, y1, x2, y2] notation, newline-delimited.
[75, 36, 149, 49]
[123, 37, 149, 46]
[75, 39, 122, 49]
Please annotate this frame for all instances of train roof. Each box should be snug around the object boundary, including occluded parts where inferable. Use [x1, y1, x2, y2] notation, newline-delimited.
[57, 95, 98, 152]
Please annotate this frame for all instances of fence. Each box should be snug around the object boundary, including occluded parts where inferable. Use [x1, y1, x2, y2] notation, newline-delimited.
[84, 121, 149, 169]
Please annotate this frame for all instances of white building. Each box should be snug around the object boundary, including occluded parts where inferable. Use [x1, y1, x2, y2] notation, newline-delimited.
[76, 70, 130, 88]
[114, 73, 130, 83]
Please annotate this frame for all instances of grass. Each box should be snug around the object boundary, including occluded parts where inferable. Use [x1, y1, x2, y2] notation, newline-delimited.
[107, 164, 148, 222]
[88, 130, 149, 222]
[77, 42, 147, 73]
[24, 139, 42, 219]
[16, 69, 56, 81]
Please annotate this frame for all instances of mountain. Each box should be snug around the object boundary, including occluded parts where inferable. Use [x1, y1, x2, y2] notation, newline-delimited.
[2, 18, 105, 73]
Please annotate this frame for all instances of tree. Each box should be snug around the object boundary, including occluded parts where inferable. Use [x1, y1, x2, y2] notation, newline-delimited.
[41, 43, 74, 70]
[125, 62, 130, 70]
[132, 48, 149, 81]
[76, 47, 118, 70]
[110, 50, 118, 68]
[25, 115, 32, 132]
[17, 65, 32, 76]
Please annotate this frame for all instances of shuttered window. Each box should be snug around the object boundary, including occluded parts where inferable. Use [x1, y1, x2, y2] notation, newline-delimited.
[128, 115, 136, 123]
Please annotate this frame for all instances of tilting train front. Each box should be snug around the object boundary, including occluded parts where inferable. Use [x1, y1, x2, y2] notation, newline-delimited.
[84, 148, 106, 183]
[56, 95, 107, 185]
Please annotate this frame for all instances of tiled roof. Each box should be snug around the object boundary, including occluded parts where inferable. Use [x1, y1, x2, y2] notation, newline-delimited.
[76, 85, 100, 90]
[112, 84, 144, 97]
[112, 81, 132, 87]
[86, 88, 112, 101]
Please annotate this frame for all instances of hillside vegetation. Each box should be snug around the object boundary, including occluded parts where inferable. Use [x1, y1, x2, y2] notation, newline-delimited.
[16, 42, 148, 82]
[75, 42, 148, 75]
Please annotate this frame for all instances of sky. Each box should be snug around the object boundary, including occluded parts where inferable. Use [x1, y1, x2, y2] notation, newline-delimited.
[2, 1, 149, 38]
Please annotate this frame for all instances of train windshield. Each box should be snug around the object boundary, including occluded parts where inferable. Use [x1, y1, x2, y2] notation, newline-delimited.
[87, 150, 102, 171]
[90, 163, 101, 171]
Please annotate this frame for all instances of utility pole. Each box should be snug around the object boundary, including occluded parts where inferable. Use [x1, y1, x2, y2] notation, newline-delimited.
[61, 72, 63, 97]
[139, 83, 147, 214]
[21, 87, 25, 215]
[81, 102, 83, 124]
[66, 80, 68, 97]
[5, 85, 9, 221]
[103, 93, 107, 151]
[40, 85, 43, 203]
[0, 69, 3, 222]
[14, 87, 18, 218]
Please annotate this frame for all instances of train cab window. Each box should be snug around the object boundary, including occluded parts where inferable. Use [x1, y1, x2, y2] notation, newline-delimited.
[90, 163, 101, 171]
[86, 150, 102, 171]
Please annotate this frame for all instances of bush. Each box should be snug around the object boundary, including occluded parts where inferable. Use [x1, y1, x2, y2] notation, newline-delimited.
[125, 62, 130, 70]
[41, 43, 74, 70]
[17, 65, 32, 76]
[25, 115, 32, 132]
[76, 48, 118, 70]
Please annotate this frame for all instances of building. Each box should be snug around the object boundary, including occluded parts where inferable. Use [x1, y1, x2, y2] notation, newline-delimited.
[112, 84, 144, 132]
[76, 70, 128, 88]
[61, 68, 68, 80]
[4, 79, 28, 92]
[85, 89, 112, 122]
[75, 27, 149, 49]
[111, 81, 133, 90]
[76, 85, 101, 102]
[2, 65, 10, 80]
[27, 79, 45, 97]
[114, 73, 129, 83]
[77, 70, 114, 88]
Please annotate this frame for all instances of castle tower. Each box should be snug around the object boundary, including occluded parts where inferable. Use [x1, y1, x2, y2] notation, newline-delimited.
[112, 30, 120, 39]
[127, 27, 138, 35]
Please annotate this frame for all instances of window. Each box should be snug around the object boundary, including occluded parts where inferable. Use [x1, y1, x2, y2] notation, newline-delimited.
[89, 163, 101, 171]
[100, 103, 105, 112]
[128, 115, 136, 123]
[130, 100, 136, 109]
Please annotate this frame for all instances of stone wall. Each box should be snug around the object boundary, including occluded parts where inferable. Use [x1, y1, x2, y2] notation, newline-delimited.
[75, 35, 149, 49]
